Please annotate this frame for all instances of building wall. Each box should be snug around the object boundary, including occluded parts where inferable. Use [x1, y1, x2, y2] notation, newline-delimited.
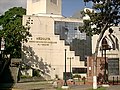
[54, 21, 92, 61]
[87, 56, 105, 83]
[27, 0, 46, 15]
[92, 26, 120, 76]
[22, 15, 86, 80]
[27, 0, 61, 15]
[46, 0, 61, 15]
[92, 26, 120, 58]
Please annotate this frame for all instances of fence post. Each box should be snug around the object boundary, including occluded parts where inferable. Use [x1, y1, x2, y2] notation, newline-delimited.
[117, 76, 118, 84]
[113, 77, 114, 85]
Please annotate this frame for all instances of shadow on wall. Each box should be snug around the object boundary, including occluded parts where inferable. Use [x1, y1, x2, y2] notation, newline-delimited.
[22, 45, 51, 79]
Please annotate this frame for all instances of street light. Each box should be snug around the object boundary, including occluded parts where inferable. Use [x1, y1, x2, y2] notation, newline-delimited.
[101, 37, 111, 84]
[62, 49, 69, 89]
[67, 57, 74, 79]
[64, 49, 67, 86]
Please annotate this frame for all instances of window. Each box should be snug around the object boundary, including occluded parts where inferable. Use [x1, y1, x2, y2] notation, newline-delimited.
[72, 68, 87, 74]
[50, 0, 57, 5]
[32, 0, 40, 3]
[108, 58, 119, 75]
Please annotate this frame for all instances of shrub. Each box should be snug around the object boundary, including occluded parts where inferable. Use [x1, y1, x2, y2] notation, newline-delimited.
[33, 69, 41, 77]
[73, 74, 81, 79]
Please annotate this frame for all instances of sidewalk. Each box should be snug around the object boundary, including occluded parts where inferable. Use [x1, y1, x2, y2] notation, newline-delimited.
[12, 81, 92, 90]
[106, 85, 120, 90]
[70, 85, 120, 90]
[12, 81, 56, 90]
[70, 85, 92, 90]
[11, 82, 120, 90]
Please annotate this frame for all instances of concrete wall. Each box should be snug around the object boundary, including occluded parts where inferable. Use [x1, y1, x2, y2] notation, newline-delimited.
[46, 0, 61, 15]
[27, 0, 46, 15]
[22, 15, 86, 80]
[27, 0, 61, 15]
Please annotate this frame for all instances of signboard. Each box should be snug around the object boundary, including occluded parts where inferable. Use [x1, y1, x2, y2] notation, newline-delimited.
[29, 37, 57, 46]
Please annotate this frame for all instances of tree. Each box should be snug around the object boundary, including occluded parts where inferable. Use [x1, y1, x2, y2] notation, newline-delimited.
[82, 0, 120, 52]
[0, 7, 31, 58]
[82, 0, 120, 89]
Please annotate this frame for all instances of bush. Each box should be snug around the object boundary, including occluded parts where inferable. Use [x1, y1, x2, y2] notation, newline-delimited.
[73, 74, 81, 79]
[33, 69, 41, 77]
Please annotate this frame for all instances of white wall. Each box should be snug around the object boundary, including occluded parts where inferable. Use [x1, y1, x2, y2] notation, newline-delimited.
[27, 0, 61, 15]
[22, 15, 86, 79]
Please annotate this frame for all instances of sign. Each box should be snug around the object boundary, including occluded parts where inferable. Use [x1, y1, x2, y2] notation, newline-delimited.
[29, 37, 57, 46]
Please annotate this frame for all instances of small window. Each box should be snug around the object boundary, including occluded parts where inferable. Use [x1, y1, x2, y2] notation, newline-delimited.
[32, 0, 40, 3]
[50, 0, 57, 5]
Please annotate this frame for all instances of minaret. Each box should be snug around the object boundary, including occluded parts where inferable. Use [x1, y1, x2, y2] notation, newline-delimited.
[27, 0, 62, 16]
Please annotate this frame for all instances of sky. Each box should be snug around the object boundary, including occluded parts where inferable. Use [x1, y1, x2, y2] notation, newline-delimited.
[0, 0, 92, 17]
[62, 0, 92, 17]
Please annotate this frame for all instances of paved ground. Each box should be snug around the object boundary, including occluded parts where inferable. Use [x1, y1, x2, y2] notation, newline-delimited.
[106, 85, 120, 90]
[12, 81, 55, 90]
[70, 85, 120, 90]
[3, 81, 120, 90]
[12, 82, 92, 90]
[70, 85, 92, 90]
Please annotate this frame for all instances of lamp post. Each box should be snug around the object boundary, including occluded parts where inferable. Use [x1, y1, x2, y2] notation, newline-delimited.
[64, 49, 67, 86]
[62, 49, 69, 89]
[101, 37, 111, 84]
[67, 57, 74, 79]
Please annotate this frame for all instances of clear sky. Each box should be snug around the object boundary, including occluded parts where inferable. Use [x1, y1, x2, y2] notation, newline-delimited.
[62, 0, 92, 17]
[0, 0, 92, 17]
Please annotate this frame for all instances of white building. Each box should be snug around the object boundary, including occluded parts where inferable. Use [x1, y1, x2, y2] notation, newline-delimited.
[22, 0, 87, 80]
[92, 26, 120, 76]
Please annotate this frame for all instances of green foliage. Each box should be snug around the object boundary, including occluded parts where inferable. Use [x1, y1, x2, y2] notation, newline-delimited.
[73, 74, 81, 78]
[88, 87, 106, 90]
[21, 64, 31, 70]
[0, 7, 31, 58]
[81, 0, 120, 36]
[33, 69, 41, 77]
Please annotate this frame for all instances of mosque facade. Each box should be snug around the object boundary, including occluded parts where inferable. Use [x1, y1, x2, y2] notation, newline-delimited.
[22, 0, 90, 80]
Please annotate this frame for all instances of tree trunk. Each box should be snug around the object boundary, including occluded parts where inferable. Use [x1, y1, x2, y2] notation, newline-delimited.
[93, 23, 108, 89]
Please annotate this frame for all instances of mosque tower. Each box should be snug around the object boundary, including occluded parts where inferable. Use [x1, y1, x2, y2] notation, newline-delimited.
[27, 0, 62, 16]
